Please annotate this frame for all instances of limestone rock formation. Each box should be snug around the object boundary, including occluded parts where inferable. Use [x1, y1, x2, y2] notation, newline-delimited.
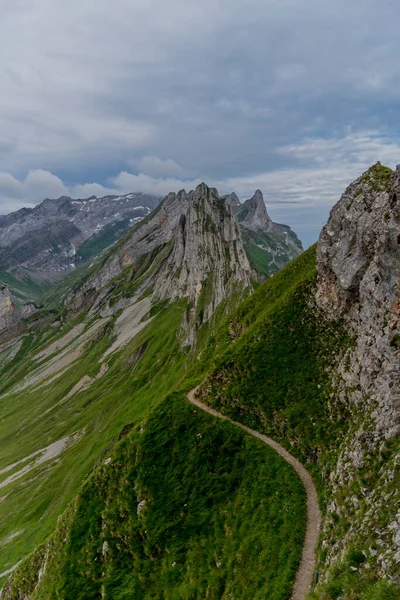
[235, 189, 303, 276]
[236, 189, 273, 232]
[82, 184, 252, 346]
[317, 162, 400, 439]
[316, 162, 400, 582]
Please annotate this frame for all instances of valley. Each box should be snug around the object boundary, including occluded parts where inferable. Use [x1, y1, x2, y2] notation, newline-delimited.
[0, 167, 399, 599]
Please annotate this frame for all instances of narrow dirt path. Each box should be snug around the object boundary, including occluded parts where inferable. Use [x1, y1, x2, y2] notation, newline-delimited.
[187, 388, 321, 600]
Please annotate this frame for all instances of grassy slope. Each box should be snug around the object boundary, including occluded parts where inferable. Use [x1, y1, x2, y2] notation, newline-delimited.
[0, 269, 50, 304]
[194, 246, 400, 600]
[0, 234, 308, 597]
[242, 229, 301, 277]
[3, 395, 306, 600]
[2, 243, 399, 599]
[0, 299, 188, 582]
[197, 246, 349, 472]
[76, 219, 133, 261]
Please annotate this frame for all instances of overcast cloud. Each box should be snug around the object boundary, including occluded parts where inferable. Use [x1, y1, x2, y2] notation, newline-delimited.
[1, 0, 399, 245]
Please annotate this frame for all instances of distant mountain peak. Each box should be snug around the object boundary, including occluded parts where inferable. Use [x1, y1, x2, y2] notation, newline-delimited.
[222, 192, 241, 210]
[237, 189, 272, 232]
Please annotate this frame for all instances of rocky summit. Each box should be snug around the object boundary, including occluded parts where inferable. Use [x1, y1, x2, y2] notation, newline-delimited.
[75, 183, 252, 346]
[227, 189, 303, 276]
[0, 187, 301, 304]
[0, 165, 399, 600]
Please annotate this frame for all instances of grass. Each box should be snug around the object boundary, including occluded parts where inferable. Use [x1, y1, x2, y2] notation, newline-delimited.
[359, 162, 393, 193]
[197, 247, 353, 484]
[3, 394, 306, 600]
[241, 228, 302, 278]
[192, 244, 400, 597]
[0, 268, 50, 304]
[0, 299, 189, 582]
[76, 219, 133, 261]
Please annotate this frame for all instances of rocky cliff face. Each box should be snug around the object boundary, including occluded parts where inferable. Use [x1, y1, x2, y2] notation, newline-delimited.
[317, 162, 400, 439]
[234, 190, 303, 276]
[236, 189, 273, 232]
[81, 184, 251, 346]
[0, 285, 38, 337]
[316, 162, 400, 583]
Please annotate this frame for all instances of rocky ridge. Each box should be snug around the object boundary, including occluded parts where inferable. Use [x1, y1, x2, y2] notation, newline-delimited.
[225, 189, 303, 276]
[316, 162, 400, 584]
[79, 183, 252, 346]
[0, 192, 160, 280]
[0, 286, 38, 337]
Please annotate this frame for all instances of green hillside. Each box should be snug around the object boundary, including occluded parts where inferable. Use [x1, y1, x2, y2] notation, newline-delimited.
[1, 197, 399, 599]
[0, 268, 50, 304]
[196, 246, 400, 600]
[2, 395, 305, 600]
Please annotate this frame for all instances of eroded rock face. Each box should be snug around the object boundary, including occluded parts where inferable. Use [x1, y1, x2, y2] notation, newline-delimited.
[317, 162, 400, 439]
[83, 184, 252, 346]
[236, 190, 273, 232]
[316, 162, 400, 582]
[153, 184, 251, 345]
[0, 286, 15, 334]
[0, 286, 39, 337]
[235, 190, 303, 276]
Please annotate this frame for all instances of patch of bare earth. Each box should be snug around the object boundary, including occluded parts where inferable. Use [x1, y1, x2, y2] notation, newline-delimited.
[0, 431, 84, 490]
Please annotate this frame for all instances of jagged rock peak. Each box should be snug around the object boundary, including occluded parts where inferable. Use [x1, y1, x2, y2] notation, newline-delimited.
[222, 192, 241, 211]
[316, 161, 400, 439]
[237, 189, 272, 232]
[316, 162, 396, 316]
[82, 182, 251, 346]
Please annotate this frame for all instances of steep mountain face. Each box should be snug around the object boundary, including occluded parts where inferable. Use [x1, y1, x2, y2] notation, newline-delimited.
[0, 192, 160, 287]
[75, 184, 252, 346]
[223, 189, 303, 277]
[314, 162, 400, 587]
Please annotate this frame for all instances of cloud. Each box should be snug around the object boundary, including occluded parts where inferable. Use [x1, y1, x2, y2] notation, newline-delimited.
[0, 169, 68, 212]
[1, 130, 399, 248]
[0, 0, 399, 245]
[129, 156, 187, 178]
[111, 171, 202, 197]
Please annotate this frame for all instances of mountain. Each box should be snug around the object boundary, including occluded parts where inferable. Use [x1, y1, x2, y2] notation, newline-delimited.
[224, 189, 303, 277]
[0, 188, 301, 303]
[0, 192, 161, 296]
[1, 165, 399, 600]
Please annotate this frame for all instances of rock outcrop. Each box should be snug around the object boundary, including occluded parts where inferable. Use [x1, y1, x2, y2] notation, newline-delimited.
[236, 190, 273, 232]
[316, 162, 400, 583]
[234, 189, 303, 276]
[0, 285, 38, 337]
[317, 162, 400, 439]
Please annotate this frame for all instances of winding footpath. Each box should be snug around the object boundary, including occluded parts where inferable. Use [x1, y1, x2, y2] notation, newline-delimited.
[187, 388, 321, 600]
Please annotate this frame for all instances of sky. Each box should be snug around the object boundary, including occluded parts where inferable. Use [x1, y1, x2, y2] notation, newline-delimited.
[1, 0, 400, 247]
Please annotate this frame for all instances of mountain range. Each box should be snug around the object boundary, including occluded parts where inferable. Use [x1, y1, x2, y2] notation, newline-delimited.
[0, 163, 398, 600]
[0, 188, 302, 305]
